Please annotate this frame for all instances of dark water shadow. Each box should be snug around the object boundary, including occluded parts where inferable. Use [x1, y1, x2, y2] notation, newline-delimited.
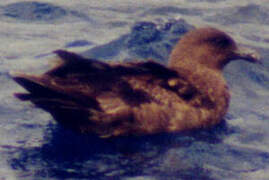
[82, 19, 194, 62]
[7, 120, 233, 180]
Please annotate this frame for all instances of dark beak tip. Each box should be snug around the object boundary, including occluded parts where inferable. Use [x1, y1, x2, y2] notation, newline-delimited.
[235, 46, 261, 64]
[249, 52, 262, 64]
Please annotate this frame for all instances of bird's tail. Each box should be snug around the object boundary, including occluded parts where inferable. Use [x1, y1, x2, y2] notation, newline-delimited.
[11, 73, 101, 132]
[12, 73, 59, 100]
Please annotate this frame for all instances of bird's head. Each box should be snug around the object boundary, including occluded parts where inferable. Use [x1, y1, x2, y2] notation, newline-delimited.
[169, 27, 260, 71]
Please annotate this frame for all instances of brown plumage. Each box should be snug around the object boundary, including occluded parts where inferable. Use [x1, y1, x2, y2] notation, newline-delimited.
[11, 27, 260, 137]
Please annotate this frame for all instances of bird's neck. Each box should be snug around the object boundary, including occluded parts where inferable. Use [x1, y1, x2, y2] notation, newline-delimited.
[170, 60, 230, 120]
[171, 56, 230, 72]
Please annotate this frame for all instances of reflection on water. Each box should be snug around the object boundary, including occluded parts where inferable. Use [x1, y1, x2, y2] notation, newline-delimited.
[9, 122, 231, 179]
[0, 1, 269, 180]
[6, 120, 269, 179]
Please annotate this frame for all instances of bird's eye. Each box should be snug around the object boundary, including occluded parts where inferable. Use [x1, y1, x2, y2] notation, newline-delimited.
[206, 36, 234, 49]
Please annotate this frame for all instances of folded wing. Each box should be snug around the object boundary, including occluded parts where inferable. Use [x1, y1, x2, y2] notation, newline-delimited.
[12, 50, 199, 136]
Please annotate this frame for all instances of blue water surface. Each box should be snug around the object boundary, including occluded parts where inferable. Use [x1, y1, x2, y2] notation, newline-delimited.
[0, 1, 268, 180]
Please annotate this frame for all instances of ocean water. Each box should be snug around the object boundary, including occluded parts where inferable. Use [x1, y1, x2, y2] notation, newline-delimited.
[0, 0, 268, 179]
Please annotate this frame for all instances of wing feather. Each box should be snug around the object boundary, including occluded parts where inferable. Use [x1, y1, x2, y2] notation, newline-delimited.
[12, 50, 203, 135]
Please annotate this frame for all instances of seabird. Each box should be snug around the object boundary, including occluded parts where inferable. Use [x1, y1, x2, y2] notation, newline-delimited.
[11, 27, 260, 137]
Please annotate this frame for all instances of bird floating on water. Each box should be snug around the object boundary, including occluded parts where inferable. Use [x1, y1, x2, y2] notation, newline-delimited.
[11, 27, 260, 137]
